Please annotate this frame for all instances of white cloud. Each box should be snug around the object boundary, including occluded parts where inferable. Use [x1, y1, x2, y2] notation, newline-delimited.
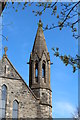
[53, 101, 76, 118]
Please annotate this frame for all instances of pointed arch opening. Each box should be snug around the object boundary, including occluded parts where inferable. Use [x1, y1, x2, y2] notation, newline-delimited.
[42, 61, 46, 83]
[12, 100, 19, 118]
[4, 65, 6, 74]
[0, 84, 7, 118]
[29, 62, 32, 87]
[35, 62, 38, 82]
[42, 63, 45, 78]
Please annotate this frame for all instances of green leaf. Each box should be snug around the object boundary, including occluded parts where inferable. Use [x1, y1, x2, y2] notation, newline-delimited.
[29, 4, 31, 6]
[65, 62, 68, 66]
[45, 25, 48, 29]
[24, 2, 27, 6]
[54, 52, 59, 57]
[57, 14, 59, 18]
[73, 66, 76, 73]
[52, 48, 55, 51]
[74, 28, 77, 32]
[54, 6, 57, 11]
[16, 9, 18, 12]
[60, 55, 63, 60]
[56, 48, 59, 51]
[60, 27, 62, 30]
[39, 12, 42, 16]
[12, 2, 14, 4]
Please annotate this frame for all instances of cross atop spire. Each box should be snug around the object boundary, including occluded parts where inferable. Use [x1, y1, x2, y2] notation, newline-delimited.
[4, 47, 8, 56]
[38, 19, 43, 27]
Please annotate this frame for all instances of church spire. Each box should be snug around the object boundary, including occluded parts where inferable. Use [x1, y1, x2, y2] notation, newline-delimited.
[29, 20, 52, 110]
[32, 20, 50, 60]
[29, 19, 51, 89]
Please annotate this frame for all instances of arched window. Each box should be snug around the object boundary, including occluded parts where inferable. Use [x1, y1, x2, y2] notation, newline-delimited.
[1, 85, 7, 118]
[12, 100, 18, 118]
[4, 65, 6, 74]
[35, 63, 38, 78]
[42, 63, 45, 78]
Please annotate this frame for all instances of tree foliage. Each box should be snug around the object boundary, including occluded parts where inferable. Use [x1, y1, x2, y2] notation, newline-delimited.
[32, 2, 80, 72]
[73, 107, 80, 119]
[1, 1, 80, 72]
[32, 2, 80, 38]
[52, 47, 80, 73]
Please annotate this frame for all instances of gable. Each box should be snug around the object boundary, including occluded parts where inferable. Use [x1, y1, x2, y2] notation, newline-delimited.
[0, 55, 39, 100]
[41, 52, 47, 61]
[32, 53, 39, 61]
[0, 56, 21, 80]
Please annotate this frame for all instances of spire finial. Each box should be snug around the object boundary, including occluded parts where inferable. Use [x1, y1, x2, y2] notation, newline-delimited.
[38, 19, 43, 27]
[4, 47, 8, 56]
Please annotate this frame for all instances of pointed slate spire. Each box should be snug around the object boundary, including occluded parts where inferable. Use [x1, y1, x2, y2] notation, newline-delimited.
[32, 20, 49, 59]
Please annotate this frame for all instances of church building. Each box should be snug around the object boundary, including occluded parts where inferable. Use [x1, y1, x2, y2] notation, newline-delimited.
[0, 20, 52, 118]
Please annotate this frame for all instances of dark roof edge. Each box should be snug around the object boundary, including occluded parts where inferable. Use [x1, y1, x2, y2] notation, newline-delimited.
[39, 102, 52, 108]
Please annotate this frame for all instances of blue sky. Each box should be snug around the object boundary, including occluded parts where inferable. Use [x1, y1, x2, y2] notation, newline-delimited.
[2, 2, 78, 118]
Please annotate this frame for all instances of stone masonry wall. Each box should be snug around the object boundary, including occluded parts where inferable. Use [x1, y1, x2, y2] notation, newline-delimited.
[0, 77, 39, 118]
[0, 55, 52, 118]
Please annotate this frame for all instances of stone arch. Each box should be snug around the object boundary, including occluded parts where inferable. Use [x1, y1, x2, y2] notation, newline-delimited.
[1, 84, 7, 118]
[33, 53, 39, 62]
[42, 60, 46, 83]
[1, 84, 7, 100]
[35, 61, 38, 82]
[41, 51, 47, 62]
[42, 60, 46, 78]
[12, 100, 19, 118]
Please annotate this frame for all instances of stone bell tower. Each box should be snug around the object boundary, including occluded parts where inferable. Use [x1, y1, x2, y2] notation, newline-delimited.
[29, 20, 52, 117]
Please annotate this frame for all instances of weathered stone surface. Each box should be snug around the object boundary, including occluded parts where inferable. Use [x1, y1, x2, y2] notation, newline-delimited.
[0, 56, 21, 80]
[29, 20, 52, 118]
[0, 56, 39, 118]
[0, 20, 52, 118]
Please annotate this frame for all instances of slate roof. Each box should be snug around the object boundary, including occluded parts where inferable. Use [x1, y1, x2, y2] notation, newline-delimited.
[32, 20, 48, 58]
